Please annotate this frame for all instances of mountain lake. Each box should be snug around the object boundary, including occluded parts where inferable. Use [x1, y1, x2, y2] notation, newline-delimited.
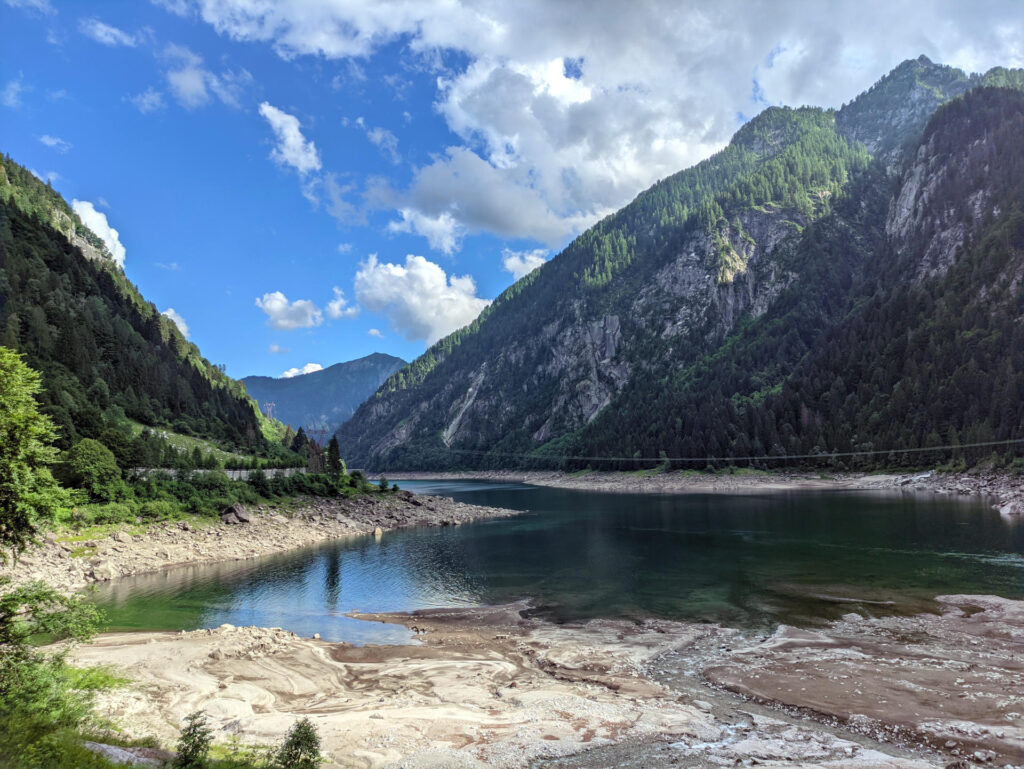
[93, 480, 1024, 644]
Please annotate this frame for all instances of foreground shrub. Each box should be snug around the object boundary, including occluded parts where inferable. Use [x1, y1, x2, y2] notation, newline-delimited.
[274, 718, 321, 769]
[0, 579, 108, 767]
[174, 710, 213, 769]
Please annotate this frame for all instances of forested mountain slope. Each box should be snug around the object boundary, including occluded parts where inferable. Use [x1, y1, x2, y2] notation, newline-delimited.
[573, 87, 1024, 469]
[0, 155, 267, 452]
[338, 57, 1024, 471]
[242, 353, 406, 434]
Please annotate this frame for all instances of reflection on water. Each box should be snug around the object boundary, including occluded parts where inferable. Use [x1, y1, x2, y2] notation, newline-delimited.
[94, 482, 1024, 644]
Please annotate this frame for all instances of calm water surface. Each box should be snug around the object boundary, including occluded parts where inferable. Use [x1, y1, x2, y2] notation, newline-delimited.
[94, 481, 1024, 643]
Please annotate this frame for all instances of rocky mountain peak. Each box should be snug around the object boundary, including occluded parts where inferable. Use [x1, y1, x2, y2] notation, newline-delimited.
[836, 56, 972, 161]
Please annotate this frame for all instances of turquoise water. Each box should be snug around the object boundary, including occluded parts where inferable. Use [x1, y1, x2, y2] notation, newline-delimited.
[93, 481, 1024, 643]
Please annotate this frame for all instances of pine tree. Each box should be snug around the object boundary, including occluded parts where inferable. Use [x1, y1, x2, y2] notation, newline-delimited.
[274, 717, 322, 769]
[326, 437, 342, 476]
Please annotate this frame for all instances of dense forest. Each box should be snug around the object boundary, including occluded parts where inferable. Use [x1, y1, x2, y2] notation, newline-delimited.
[339, 59, 1024, 472]
[0, 155, 266, 452]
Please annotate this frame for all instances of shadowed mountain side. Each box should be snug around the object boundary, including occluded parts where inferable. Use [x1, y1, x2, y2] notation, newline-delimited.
[243, 353, 406, 433]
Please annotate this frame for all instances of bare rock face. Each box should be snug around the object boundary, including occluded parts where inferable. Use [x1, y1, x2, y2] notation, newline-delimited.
[886, 133, 997, 281]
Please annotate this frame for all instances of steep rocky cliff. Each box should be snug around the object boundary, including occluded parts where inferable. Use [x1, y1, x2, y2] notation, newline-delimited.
[338, 59, 1024, 471]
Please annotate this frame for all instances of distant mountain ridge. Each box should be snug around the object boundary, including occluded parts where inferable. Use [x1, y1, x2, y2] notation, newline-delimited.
[337, 57, 1024, 471]
[242, 353, 407, 434]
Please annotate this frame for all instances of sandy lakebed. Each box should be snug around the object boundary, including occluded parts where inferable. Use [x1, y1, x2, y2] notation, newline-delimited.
[7, 476, 1024, 768]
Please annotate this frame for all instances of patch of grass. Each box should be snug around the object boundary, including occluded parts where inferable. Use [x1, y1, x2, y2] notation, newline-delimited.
[127, 420, 252, 466]
[65, 666, 129, 691]
[627, 463, 669, 477]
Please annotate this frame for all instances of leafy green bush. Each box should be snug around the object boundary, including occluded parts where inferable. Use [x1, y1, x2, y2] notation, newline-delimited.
[0, 579, 110, 767]
[60, 439, 132, 503]
[74, 502, 137, 525]
[140, 499, 177, 520]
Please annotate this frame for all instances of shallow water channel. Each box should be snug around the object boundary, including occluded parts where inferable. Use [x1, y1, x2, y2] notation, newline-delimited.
[93, 481, 1024, 644]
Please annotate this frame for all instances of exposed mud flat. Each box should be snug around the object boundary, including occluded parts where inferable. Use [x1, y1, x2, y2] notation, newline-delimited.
[2, 493, 519, 594]
[69, 597, 1024, 769]
[702, 594, 1024, 767]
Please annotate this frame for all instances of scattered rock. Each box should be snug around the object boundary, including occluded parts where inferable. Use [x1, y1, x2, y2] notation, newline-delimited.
[82, 742, 168, 768]
[91, 561, 117, 581]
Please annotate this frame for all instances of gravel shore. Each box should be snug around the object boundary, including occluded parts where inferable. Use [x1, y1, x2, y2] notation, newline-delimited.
[386, 468, 1024, 513]
[2, 491, 519, 594]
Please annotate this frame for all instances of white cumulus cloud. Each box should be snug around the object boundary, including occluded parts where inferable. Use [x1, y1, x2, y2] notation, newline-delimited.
[1, 77, 26, 108]
[72, 199, 126, 267]
[255, 291, 323, 329]
[325, 286, 359, 319]
[259, 102, 321, 175]
[355, 254, 489, 345]
[367, 328, 383, 338]
[356, 118, 401, 164]
[161, 308, 190, 337]
[387, 208, 463, 255]
[281, 362, 323, 378]
[268, 343, 290, 354]
[168, 0, 1024, 252]
[502, 248, 549, 280]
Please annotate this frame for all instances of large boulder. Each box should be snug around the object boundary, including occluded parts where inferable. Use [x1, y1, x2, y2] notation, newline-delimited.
[998, 500, 1023, 517]
[221, 502, 251, 524]
[91, 560, 117, 581]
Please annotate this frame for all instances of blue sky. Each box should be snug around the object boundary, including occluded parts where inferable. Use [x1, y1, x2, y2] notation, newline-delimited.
[3, 0, 1021, 380]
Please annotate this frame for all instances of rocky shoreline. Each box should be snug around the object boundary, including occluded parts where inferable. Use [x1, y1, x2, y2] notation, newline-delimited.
[71, 596, 1024, 769]
[386, 468, 1024, 513]
[12, 475, 1024, 768]
[2, 491, 519, 595]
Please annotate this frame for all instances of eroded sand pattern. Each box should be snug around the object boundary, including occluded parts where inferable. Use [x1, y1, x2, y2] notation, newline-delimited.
[71, 595, 1024, 769]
